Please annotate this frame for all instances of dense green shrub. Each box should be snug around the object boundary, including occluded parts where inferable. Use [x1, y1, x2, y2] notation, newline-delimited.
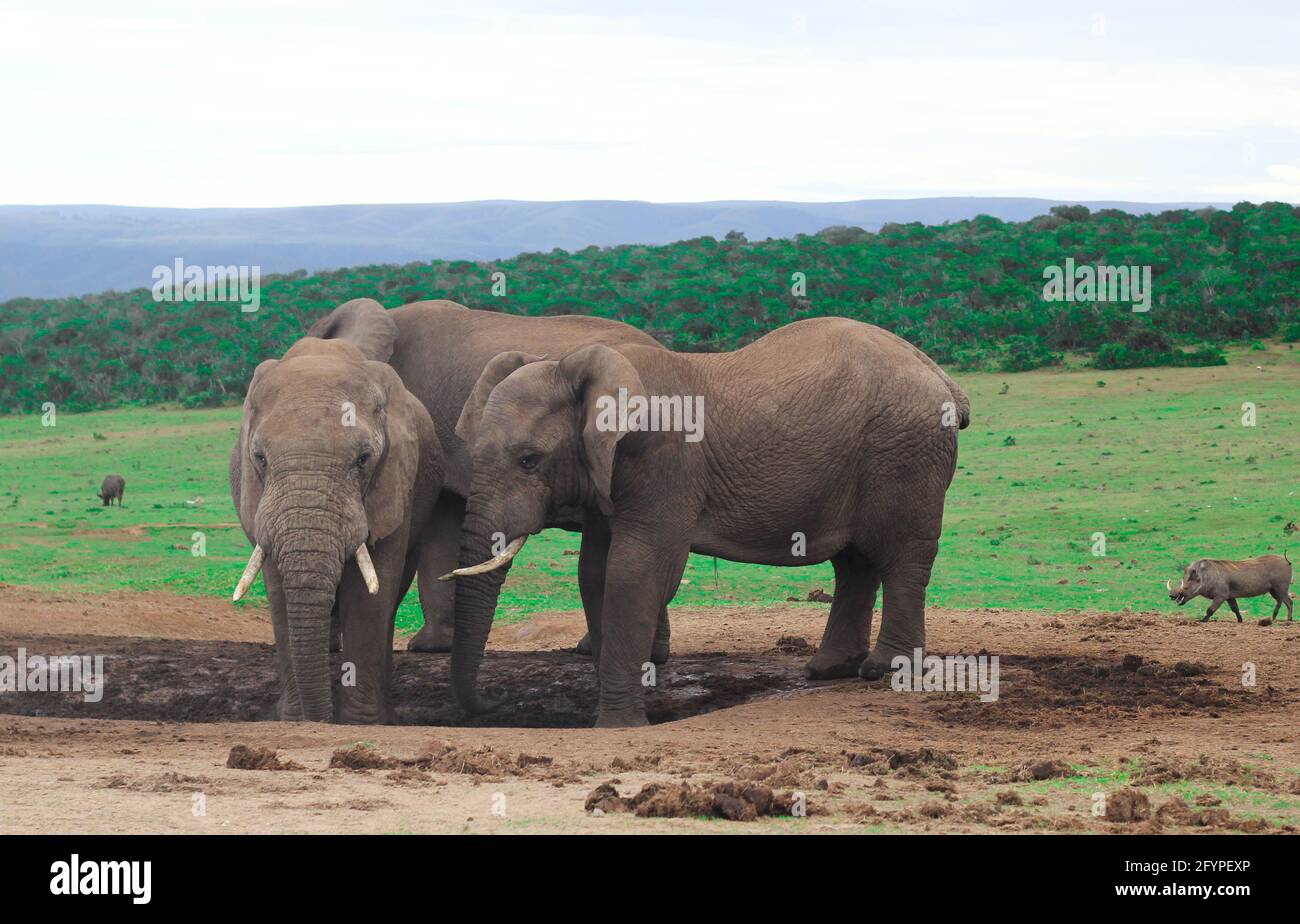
[997, 335, 1062, 372]
[1, 201, 1296, 413]
[1093, 342, 1227, 369]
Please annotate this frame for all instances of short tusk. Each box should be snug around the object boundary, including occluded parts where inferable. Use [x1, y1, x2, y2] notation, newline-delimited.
[438, 536, 527, 581]
[1166, 580, 1174, 591]
[355, 543, 380, 595]
[232, 545, 265, 601]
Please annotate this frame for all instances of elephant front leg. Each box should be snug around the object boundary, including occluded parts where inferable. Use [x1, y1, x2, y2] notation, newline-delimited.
[577, 514, 611, 665]
[576, 604, 670, 664]
[408, 493, 465, 652]
[594, 532, 689, 728]
[860, 538, 937, 680]
[336, 540, 408, 724]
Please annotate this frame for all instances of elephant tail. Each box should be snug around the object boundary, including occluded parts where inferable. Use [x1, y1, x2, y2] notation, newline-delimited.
[308, 298, 399, 362]
[940, 372, 971, 430]
[896, 337, 970, 429]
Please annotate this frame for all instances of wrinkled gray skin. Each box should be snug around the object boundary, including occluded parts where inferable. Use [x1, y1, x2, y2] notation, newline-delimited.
[452, 317, 970, 727]
[307, 298, 670, 660]
[1169, 554, 1293, 622]
[230, 338, 442, 723]
[98, 474, 125, 507]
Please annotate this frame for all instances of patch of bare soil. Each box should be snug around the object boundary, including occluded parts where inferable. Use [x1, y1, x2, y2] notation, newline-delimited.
[0, 599, 1296, 833]
[0, 585, 272, 642]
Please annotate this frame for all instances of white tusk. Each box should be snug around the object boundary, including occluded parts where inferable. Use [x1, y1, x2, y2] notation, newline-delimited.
[355, 543, 380, 595]
[232, 545, 265, 601]
[438, 536, 527, 581]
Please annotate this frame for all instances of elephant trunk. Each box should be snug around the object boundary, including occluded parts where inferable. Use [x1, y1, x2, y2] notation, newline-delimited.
[450, 499, 515, 714]
[272, 517, 349, 722]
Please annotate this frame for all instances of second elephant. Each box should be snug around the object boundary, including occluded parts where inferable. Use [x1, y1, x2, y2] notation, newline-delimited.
[446, 317, 970, 727]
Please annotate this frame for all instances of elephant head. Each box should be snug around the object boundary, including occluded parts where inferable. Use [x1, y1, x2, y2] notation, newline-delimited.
[446, 345, 644, 712]
[230, 337, 429, 721]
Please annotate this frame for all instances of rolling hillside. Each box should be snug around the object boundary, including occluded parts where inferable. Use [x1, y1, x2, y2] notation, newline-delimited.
[0, 197, 1229, 300]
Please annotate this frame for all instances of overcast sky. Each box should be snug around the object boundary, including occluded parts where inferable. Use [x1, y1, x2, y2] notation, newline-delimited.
[2, 0, 1298, 207]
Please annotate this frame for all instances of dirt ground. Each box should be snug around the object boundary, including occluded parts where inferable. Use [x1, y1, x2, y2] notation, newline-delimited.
[0, 585, 1297, 834]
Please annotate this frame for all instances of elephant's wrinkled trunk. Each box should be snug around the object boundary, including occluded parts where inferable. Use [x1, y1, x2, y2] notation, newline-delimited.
[272, 518, 348, 722]
[450, 500, 515, 714]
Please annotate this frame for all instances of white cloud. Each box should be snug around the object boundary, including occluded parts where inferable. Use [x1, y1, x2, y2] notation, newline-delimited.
[0, 1, 1296, 205]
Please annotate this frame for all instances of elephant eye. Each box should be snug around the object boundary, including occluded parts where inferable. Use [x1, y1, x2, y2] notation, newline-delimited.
[356, 450, 372, 469]
[519, 451, 542, 472]
[253, 450, 267, 468]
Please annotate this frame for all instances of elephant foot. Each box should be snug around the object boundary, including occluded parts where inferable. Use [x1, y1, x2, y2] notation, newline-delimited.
[858, 660, 891, 681]
[804, 648, 867, 681]
[574, 632, 593, 656]
[594, 707, 650, 728]
[859, 643, 917, 681]
[407, 620, 454, 652]
[337, 704, 394, 725]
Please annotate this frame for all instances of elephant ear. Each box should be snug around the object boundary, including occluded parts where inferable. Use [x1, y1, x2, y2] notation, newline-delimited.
[558, 344, 646, 516]
[230, 358, 279, 544]
[363, 361, 440, 543]
[455, 351, 542, 448]
[307, 298, 398, 362]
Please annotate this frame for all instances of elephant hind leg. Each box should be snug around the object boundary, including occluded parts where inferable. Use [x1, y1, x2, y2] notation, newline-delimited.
[860, 537, 937, 680]
[329, 600, 342, 653]
[407, 492, 465, 652]
[805, 549, 879, 680]
[649, 605, 671, 665]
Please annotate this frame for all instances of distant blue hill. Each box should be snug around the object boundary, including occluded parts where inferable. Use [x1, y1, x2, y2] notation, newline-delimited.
[0, 197, 1226, 300]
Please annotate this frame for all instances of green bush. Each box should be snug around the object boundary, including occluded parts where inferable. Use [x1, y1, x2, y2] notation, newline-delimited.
[1, 201, 1297, 412]
[1093, 342, 1227, 370]
[997, 335, 1061, 372]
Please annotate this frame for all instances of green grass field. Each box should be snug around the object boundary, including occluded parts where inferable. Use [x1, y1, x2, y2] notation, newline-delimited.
[1, 345, 1295, 634]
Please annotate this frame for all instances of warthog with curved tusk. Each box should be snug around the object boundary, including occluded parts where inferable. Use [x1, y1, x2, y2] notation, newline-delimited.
[1167, 552, 1293, 622]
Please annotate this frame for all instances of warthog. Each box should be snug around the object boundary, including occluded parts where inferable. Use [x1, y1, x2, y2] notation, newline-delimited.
[98, 478, 126, 506]
[98, 474, 125, 507]
[1167, 553, 1293, 622]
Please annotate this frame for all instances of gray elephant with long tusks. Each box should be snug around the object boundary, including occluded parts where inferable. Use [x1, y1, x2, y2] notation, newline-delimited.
[307, 297, 671, 661]
[445, 317, 970, 727]
[229, 337, 442, 723]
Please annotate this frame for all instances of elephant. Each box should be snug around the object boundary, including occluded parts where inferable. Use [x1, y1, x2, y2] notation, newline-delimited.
[229, 337, 442, 723]
[98, 474, 125, 506]
[443, 317, 970, 727]
[307, 297, 671, 659]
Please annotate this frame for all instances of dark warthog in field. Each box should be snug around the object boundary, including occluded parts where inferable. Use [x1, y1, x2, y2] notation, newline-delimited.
[98, 474, 125, 507]
[1167, 553, 1293, 622]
